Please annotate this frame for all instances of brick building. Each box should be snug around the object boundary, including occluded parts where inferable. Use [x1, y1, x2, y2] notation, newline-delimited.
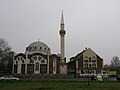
[67, 48, 104, 76]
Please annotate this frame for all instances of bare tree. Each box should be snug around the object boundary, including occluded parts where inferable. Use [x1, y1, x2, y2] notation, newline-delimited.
[0, 38, 14, 75]
[110, 56, 120, 74]
[110, 56, 120, 67]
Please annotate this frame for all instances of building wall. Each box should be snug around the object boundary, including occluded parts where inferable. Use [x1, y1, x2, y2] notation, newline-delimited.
[67, 61, 76, 74]
[49, 54, 60, 74]
[83, 49, 97, 68]
[67, 48, 104, 76]
[83, 48, 96, 57]
[78, 55, 83, 69]
[13, 53, 60, 75]
[97, 55, 103, 68]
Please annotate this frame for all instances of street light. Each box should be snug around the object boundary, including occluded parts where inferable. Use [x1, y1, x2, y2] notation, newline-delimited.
[88, 69, 90, 85]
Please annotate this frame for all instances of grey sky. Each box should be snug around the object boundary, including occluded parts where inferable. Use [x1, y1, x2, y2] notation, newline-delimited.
[0, 0, 120, 64]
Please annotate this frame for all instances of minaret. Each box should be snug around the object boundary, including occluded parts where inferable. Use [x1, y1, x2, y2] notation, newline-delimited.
[59, 11, 67, 74]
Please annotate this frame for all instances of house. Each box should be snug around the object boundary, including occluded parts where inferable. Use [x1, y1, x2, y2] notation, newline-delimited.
[67, 48, 104, 77]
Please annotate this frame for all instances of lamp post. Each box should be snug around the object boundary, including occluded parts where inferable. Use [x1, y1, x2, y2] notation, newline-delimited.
[87, 68, 91, 85]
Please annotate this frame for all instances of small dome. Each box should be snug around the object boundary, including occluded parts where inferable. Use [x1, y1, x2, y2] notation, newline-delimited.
[25, 41, 51, 55]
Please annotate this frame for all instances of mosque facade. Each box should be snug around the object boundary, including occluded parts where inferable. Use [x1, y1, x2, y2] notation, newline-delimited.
[12, 12, 67, 75]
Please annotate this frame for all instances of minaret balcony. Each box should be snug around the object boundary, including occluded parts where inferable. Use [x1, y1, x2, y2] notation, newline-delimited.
[59, 30, 66, 36]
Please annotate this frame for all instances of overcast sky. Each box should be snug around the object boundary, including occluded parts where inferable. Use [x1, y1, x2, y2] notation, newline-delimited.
[0, 0, 120, 64]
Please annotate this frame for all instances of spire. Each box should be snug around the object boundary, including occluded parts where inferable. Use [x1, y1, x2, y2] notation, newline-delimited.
[38, 37, 39, 42]
[61, 10, 64, 24]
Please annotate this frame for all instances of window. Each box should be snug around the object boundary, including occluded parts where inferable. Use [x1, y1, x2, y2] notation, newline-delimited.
[41, 60, 45, 64]
[35, 62, 39, 71]
[84, 56, 88, 62]
[53, 66, 55, 71]
[92, 56, 96, 60]
[38, 56, 42, 60]
[92, 56, 96, 62]
[89, 64, 91, 68]
[85, 70, 88, 74]
[92, 63, 96, 68]
[84, 63, 88, 68]
[30, 59, 34, 63]
[53, 58, 56, 62]
[81, 70, 84, 74]
[33, 56, 37, 60]
[27, 64, 34, 74]
[21, 57, 23, 60]
[22, 60, 24, 64]
[40, 47, 42, 49]
[53, 58, 56, 72]
[16, 61, 18, 64]
[48, 48, 50, 51]
[89, 57, 91, 62]
[84, 56, 88, 60]
[17, 56, 24, 61]
[35, 47, 37, 49]
[41, 66, 46, 71]
[18, 57, 20, 61]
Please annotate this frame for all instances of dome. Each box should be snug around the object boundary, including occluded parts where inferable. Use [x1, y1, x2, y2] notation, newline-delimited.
[25, 41, 51, 55]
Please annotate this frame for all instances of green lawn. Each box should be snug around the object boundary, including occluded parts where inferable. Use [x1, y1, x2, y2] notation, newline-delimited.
[0, 80, 120, 90]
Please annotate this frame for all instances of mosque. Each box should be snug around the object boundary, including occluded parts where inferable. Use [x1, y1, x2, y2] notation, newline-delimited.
[12, 12, 67, 75]
[12, 12, 104, 76]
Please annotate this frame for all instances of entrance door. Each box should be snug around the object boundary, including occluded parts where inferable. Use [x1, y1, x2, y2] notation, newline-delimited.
[27, 64, 34, 74]
[14, 65, 18, 74]
[21, 64, 25, 74]
[40, 64, 47, 74]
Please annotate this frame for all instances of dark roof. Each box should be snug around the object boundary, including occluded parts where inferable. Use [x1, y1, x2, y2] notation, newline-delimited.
[69, 50, 85, 62]
[75, 50, 85, 59]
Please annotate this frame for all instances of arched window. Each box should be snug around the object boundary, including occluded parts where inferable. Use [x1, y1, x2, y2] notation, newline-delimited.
[92, 63, 96, 68]
[92, 56, 96, 60]
[53, 58, 56, 63]
[41, 60, 45, 64]
[89, 57, 91, 62]
[33, 56, 37, 60]
[84, 63, 88, 68]
[22, 60, 24, 64]
[40, 47, 42, 49]
[17, 57, 20, 61]
[84, 56, 88, 62]
[35, 62, 39, 71]
[53, 58, 56, 74]
[38, 56, 42, 61]
[92, 56, 96, 62]
[84, 56, 88, 60]
[16, 61, 18, 64]
[44, 48, 46, 50]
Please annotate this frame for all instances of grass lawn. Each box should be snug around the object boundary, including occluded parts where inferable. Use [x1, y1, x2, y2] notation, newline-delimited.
[0, 80, 120, 90]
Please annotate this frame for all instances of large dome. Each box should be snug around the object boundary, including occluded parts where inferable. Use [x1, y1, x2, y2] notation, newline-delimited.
[25, 41, 51, 55]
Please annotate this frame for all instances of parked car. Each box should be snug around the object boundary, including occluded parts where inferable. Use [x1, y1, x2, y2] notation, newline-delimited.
[97, 74, 103, 81]
[0, 75, 19, 81]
